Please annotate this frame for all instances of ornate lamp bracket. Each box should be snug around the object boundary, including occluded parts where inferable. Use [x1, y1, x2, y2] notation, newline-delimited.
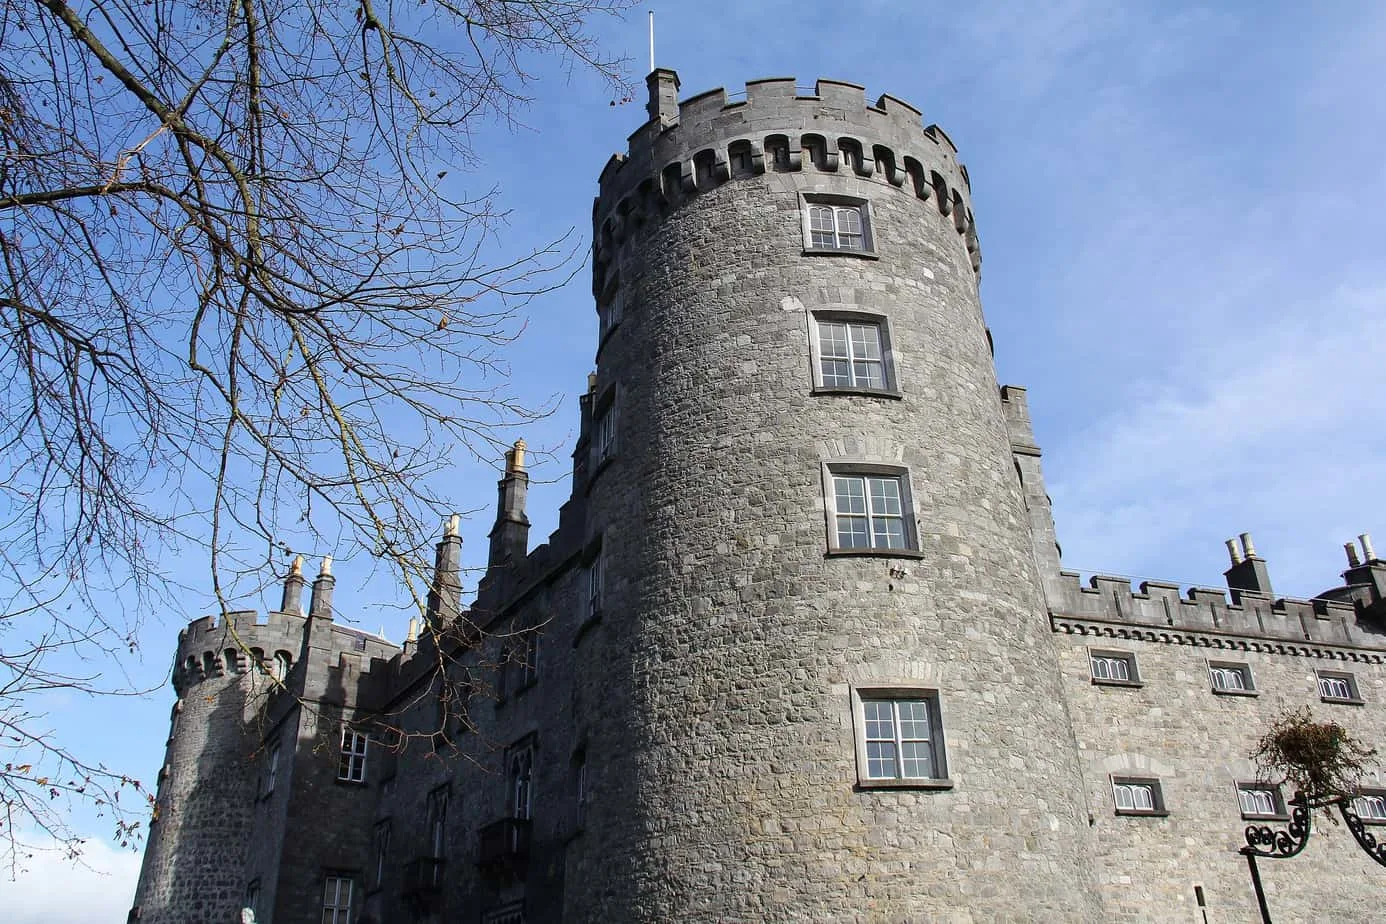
[1339, 798, 1386, 868]
[1241, 793, 1311, 860]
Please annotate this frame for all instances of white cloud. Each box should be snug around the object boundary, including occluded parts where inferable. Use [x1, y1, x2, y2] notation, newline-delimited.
[1048, 285, 1386, 595]
[0, 836, 142, 924]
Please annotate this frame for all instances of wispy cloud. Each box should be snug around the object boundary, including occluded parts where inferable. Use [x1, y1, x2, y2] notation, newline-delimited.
[1049, 284, 1386, 595]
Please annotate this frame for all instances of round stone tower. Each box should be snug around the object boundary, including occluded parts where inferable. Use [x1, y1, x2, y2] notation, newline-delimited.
[130, 571, 308, 924]
[571, 73, 1101, 921]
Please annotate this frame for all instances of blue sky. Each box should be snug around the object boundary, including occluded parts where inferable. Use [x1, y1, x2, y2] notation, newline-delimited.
[6, 2, 1385, 917]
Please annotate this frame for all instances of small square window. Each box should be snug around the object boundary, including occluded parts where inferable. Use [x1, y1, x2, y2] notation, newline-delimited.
[1353, 790, 1386, 824]
[1089, 650, 1141, 687]
[322, 874, 354, 924]
[801, 195, 875, 255]
[1112, 777, 1166, 816]
[1209, 661, 1256, 696]
[338, 728, 368, 783]
[1237, 783, 1286, 820]
[851, 688, 950, 789]
[824, 466, 920, 556]
[809, 313, 898, 396]
[1317, 670, 1363, 704]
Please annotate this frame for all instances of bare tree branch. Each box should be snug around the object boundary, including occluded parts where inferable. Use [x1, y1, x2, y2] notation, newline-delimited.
[0, 0, 632, 865]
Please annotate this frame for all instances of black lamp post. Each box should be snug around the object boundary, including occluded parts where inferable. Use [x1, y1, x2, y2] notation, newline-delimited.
[1238, 793, 1386, 923]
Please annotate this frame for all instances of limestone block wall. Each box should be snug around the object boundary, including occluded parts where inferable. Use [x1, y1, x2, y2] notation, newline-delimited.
[1054, 630, 1386, 922]
[575, 76, 1102, 922]
[131, 611, 300, 923]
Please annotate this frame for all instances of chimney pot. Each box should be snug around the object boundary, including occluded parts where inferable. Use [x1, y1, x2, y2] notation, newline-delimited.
[1346, 541, 1363, 568]
[1239, 532, 1257, 559]
[1225, 539, 1243, 565]
[1361, 533, 1377, 562]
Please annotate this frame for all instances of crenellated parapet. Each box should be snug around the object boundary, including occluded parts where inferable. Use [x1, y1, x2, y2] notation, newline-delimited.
[591, 72, 981, 292]
[1050, 571, 1386, 661]
[171, 608, 311, 694]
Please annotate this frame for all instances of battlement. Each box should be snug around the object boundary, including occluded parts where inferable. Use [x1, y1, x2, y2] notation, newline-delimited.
[1050, 570, 1386, 660]
[172, 604, 398, 694]
[592, 72, 981, 283]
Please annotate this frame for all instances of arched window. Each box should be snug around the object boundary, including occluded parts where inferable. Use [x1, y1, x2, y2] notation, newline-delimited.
[273, 651, 292, 682]
[224, 648, 241, 674]
[510, 747, 534, 820]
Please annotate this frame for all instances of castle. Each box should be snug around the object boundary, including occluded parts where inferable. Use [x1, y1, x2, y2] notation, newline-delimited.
[129, 71, 1386, 923]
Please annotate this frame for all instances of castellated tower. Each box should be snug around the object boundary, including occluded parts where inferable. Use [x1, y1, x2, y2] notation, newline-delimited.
[131, 69, 1386, 924]
[572, 72, 1102, 920]
[130, 558, 398, 924]
[130, 606, 285, 923]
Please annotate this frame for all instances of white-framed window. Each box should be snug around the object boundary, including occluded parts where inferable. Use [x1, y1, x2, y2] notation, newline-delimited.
[798, 193, 870, 253]
[338, 728, 368, 783]
[372, 819, 391, 891]
[1317, 670, 1362, 703]
[263, 740, 281, 797]
[824, 466, 917, 553]
[809, 313, 896, 393]
[1111, 777, 1166, 816]
[592, 392, 618, 468]
[1209, 661, 1255, 695]
[426, 785, 448, 858]
[1089, 650, 1141, 686]
[322, 874, 354, 924]
[1353, 790, 1386, 823]
[801, 194, 874, 254]
[851, 687, 949, 788]
[1237, 783, 1285, 819]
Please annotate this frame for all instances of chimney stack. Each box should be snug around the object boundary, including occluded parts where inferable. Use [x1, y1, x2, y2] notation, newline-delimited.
[280, 554, 307, 615]
[425, 514, 463, 632]
[1224, 532, 1272, 599]
[308, 556, 335, 620]
[487, 439, 531, 570]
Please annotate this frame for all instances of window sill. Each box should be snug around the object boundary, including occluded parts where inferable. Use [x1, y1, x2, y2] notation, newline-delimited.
[856, 777, 953, 791]
[811, 386, 903, 400]
[1091, 678, 1144, 689]
[1241, 813, 1291, 823]
[1115, 809, 1169, 818]
[802, 247, 879, 260]
[334, 778, 369, 787]
[826, 547, 926, 560]
[1212, 687, 1259, 697]
[1320, 696, 1365, 706]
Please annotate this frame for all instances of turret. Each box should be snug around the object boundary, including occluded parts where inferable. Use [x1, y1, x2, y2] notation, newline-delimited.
[568, 71, 1099, 921]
